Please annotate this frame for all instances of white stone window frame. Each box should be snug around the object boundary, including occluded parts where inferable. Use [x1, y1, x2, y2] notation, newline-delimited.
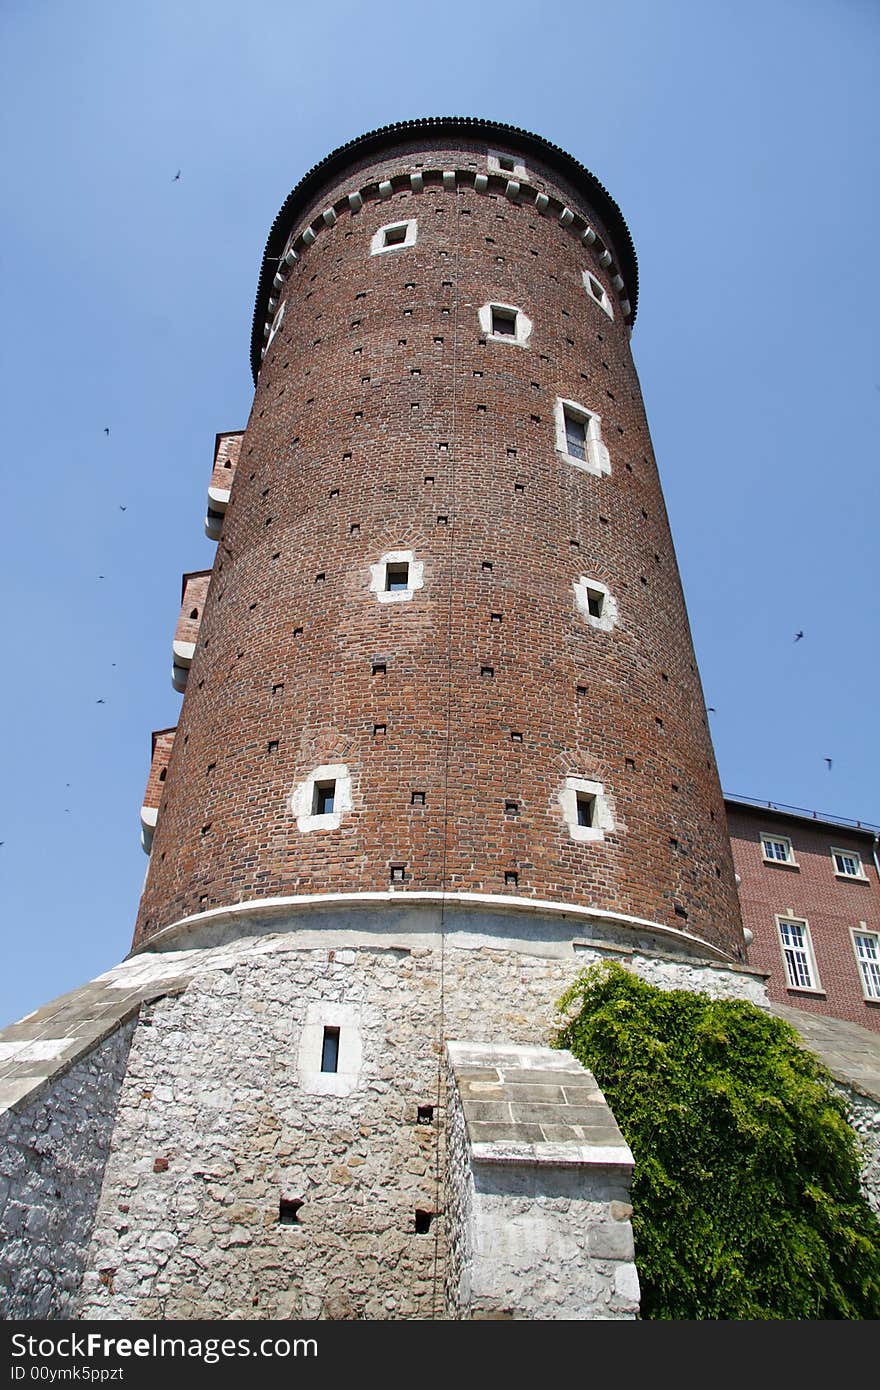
[287, 762, 353, 833]
[487, 150, 528, 181]
[370, 218, 418, 256]
[573, 576, 618, 633]
[478, 301, 533, 349]
[369, 550, 424, 604]
[583, 270, 614, 319]
[776, 913, 821, 993]
[554, 397, 611, 478]
[761, 834, 797, 867]
[558, 776, 614, 844]
[831, 847, 867, 880]
[297, 1001, 363, 1097]
[851, 926, 880, 1001]
[266, 299, 285, 349]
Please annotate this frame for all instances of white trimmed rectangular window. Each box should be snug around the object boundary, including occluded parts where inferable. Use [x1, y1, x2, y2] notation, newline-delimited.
[554, 398, 611, 478]
[371, 219, 418, 255]
[762, 834, 795, 865]
[853, 931, 880, 1000]
[583, 271, 614, 318]
[777, 916, 818, 990]
[832, 848, 865, 879]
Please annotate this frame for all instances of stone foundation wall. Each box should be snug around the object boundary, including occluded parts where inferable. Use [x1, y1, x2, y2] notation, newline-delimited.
[73, 917, 762, 1319]
[0, 1020, 135, 1319]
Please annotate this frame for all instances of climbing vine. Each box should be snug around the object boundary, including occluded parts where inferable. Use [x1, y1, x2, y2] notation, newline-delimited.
[554, 961, 880, 1319]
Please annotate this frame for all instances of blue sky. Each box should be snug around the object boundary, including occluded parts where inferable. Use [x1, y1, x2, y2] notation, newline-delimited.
[1, 0, 877, 1028]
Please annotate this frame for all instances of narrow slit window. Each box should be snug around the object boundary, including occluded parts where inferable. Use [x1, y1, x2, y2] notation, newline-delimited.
[320, 1027, 340, 1074]
[313, 780, 336, 816]
[586, 588, 604, 619]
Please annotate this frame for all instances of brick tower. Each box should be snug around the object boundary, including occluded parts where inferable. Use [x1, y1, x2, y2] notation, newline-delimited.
[1, 120, 764, 1323]
[135, 118, 742, 958]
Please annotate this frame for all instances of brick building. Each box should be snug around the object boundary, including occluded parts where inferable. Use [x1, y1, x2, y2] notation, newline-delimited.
[3, 119, 875, 1322]
[728, 796, 880, 1031]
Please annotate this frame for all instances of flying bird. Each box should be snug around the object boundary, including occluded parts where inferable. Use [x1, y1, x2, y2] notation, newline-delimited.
[104, 427, 110, 436]
[96, 698, 105, 704]
[98, 575, 105, 579]
[794, 631, 803, 642]
[119, 505, 127, 511]
[824, 757, 832, 770]
[172, 170, 181, 181]
[707, 707, 716, 713]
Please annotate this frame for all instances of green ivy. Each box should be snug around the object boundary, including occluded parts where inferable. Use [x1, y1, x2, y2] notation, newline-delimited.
[554, 961, 880, 1319]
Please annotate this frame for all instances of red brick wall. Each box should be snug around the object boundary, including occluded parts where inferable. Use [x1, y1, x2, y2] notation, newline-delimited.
[727, 802, 880, 1030]
[207, 432, 242, 506]
[172, 572, 211, 664]
[142, 729, 176, 815]
[133, 133, 743, 957]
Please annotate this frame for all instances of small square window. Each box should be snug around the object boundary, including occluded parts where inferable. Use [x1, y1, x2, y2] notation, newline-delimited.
[411, 791, 426, 806]
[497, 155, 517, 173]
[584, 272, 614, 318]
[586, 588, 604, 619]
[491, 307, 516, 336]
[576, 793, 596, 828]
[833, 849, 864, 879]
[313, 780, 336, 816]
[320, 1027, 340, 1074]
[384, 224, 406, 246]
[386, 562, 410, 591]
[762, 835, 795, 866]
[390, 864, 406, 882]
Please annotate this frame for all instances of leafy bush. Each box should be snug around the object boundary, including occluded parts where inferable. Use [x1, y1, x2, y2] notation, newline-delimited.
[554, 961, 880, 1319]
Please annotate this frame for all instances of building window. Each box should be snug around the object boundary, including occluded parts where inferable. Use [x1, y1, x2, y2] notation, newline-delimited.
[491, 306, 516, 336]
[266, 300, 285, 349]
[777, 916, 819, 991]
[369, 550, 424, 604]
[853, 931, 880, 1000]
[386, 562, 410, 591]
[832, 848, 866, 879]
[313, 780, 336, 816]
[559, 776, 613, 842]
[478, 302, 533, 348]
[487, 150, 528, 180]
[583, 271, 614, 318]
[321, 1026, 340, 1073]
[288, 763, 352, 832]
[576, 793, 596, 828]
[761, 834, 796, 866]
[370, 219, 418, 256]
[573, 576, 618, 632]
[554, 398, 611, 478]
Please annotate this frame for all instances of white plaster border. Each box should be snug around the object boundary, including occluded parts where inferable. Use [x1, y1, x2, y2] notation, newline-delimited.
[297, 1001, 363, 1096]
[558, 776, 614, 843]
[573, 577, 618, 633]
[287, 763, 353, 833]
[583, 271, 614, 318]
[554, 397, 611, 478]
[370, 218, 418, 256]
[369, 549, 424, 603]
[487, 150, 529, 181]
[478, 302, 533, 348]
